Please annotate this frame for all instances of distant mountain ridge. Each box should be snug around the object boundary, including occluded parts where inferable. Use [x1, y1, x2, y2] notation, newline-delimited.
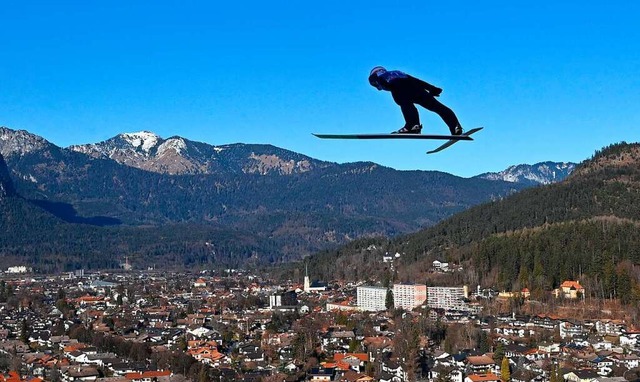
[475, 161, 576, 185]
[0, 127, 54, 157]
[0, 126, 539, 269]
[68, 130, 324, 176]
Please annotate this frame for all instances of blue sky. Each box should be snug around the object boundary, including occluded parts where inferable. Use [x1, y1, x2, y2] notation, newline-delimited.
[2, 1, 639, 177]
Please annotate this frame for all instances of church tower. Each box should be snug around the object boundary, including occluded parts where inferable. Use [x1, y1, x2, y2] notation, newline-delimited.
[304, 263, 310, 293]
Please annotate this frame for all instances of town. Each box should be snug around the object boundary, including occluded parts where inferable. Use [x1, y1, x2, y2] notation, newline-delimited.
[1, 259, 638, 382]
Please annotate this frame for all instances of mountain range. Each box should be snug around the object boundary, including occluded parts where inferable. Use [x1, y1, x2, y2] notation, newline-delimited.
[475, 161, 576, 186]
[0, 126, 575, 271]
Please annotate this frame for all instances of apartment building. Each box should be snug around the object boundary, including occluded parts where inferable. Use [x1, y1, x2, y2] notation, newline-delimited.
[427, 286, 469, 311]
[357, 286, 389, 312]
[393, 283, 427, 310]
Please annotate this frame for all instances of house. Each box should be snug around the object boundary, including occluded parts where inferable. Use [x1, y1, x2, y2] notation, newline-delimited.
[595, 320, 626, 335]
[537, 342, 561, 354]
[464, 373, 501, 382]
[308, 367, 335, 382]
[465, 356, 498, 375]
[124, 370, 171, 382]
[109, 362, 147, 376]
[589, 356, 614, 376]
[611, 353, 640, 369]
[556, 281, 585, 299]
[564, 369, 599, 382]
[428, 365, 463, 382]
[560, 321, 586, 339]
[378, 371, 396, 382]
[322, 330, 355, 350]
[333, 353, 369, 373]
[497, 289, 530, 299]
[531, 316, 558, 330]
[510, 368, 544, 382]
[432, 260, 449, 272]
[340, 370, 373, 382]
[619, 332, 640, 347]
[381, 360, 407, 382]
[60, 366, 100, 382]
[504, 344, 529, 358]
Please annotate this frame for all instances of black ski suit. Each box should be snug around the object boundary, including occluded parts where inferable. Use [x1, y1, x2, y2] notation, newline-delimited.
[369, 69, 461, 134]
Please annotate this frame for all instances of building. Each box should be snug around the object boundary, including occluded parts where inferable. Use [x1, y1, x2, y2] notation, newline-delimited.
[432, 260, 449, 272]
[427, 286, 469, 311]
[269, 290, 298, 310]
[304, 265, 327, 293]
[555, 280, 585, 299]
[464, 373, 501, 382]
[559, 321, 584, 339]
[393, 283, 427, 310]
[466, 356, 498, 374]
[357, 286, 388, 312]
[6, 266, 30, 273]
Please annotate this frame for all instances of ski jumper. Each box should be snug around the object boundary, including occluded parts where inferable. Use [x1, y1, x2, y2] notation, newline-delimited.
[369, 69, 461, 135]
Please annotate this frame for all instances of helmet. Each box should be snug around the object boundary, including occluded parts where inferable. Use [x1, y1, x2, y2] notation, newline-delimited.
[369, 66, 386, 89]
[370, 66, 386, 76]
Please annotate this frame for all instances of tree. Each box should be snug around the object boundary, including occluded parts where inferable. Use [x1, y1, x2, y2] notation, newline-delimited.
[385, 289, 394, 311]
[501, 356, 510, 381]
[477, 331, 490, 353]
[20, 319, 30, 343]
[549, 363, 561, 382]
[198, 364, 210, 382]
[57, 288, 66, 301]
[493, 342, 505, 365]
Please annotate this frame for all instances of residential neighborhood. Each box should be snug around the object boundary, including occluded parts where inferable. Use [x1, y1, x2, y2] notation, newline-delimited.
[0, 266, 639, 382]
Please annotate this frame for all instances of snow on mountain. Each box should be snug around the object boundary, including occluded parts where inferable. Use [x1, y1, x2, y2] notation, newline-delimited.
[0, 126, 53, 158]
[120, 131, 161, 153]
[1, 126, 574, 184]
[70, 131, 162, 159]
[157, 137, 187, 156]
[68, 130, 321, 176]
[69, 131, 215, 174]
[475, 161, 576, 185]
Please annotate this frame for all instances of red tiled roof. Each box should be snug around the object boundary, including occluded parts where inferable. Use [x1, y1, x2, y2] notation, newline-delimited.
[560, 280, 584, 290]
[334, 353, 369, 362]
[467, 373, 501, 382]
[466, 356, 495, 366]
[125, 370, 171, 380]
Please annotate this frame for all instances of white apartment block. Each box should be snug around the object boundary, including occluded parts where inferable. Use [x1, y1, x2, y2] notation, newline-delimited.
[6, 266, 30, 273]
[427, 286, 469, 311]
[357, 286, 388, 312]
[393, 283, 427, 310]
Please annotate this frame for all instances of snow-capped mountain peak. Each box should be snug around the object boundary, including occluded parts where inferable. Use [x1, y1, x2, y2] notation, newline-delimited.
[475, 161, 577, 185]
[67, 130, 324, 176]
[119, 131, 162, 153]
[157, 137, 187, 156]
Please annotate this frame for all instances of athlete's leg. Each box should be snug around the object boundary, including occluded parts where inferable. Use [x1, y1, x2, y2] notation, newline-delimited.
[416, 94, 461, 134]
[392, 92, 420, 127]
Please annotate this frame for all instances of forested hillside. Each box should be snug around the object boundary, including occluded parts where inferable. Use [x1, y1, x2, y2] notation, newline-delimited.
[306, 143, 640, 304]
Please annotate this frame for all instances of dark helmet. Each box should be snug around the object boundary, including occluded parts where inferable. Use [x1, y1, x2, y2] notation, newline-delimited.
[370, 66, 386, 76]
[369, 66, 386, 89]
